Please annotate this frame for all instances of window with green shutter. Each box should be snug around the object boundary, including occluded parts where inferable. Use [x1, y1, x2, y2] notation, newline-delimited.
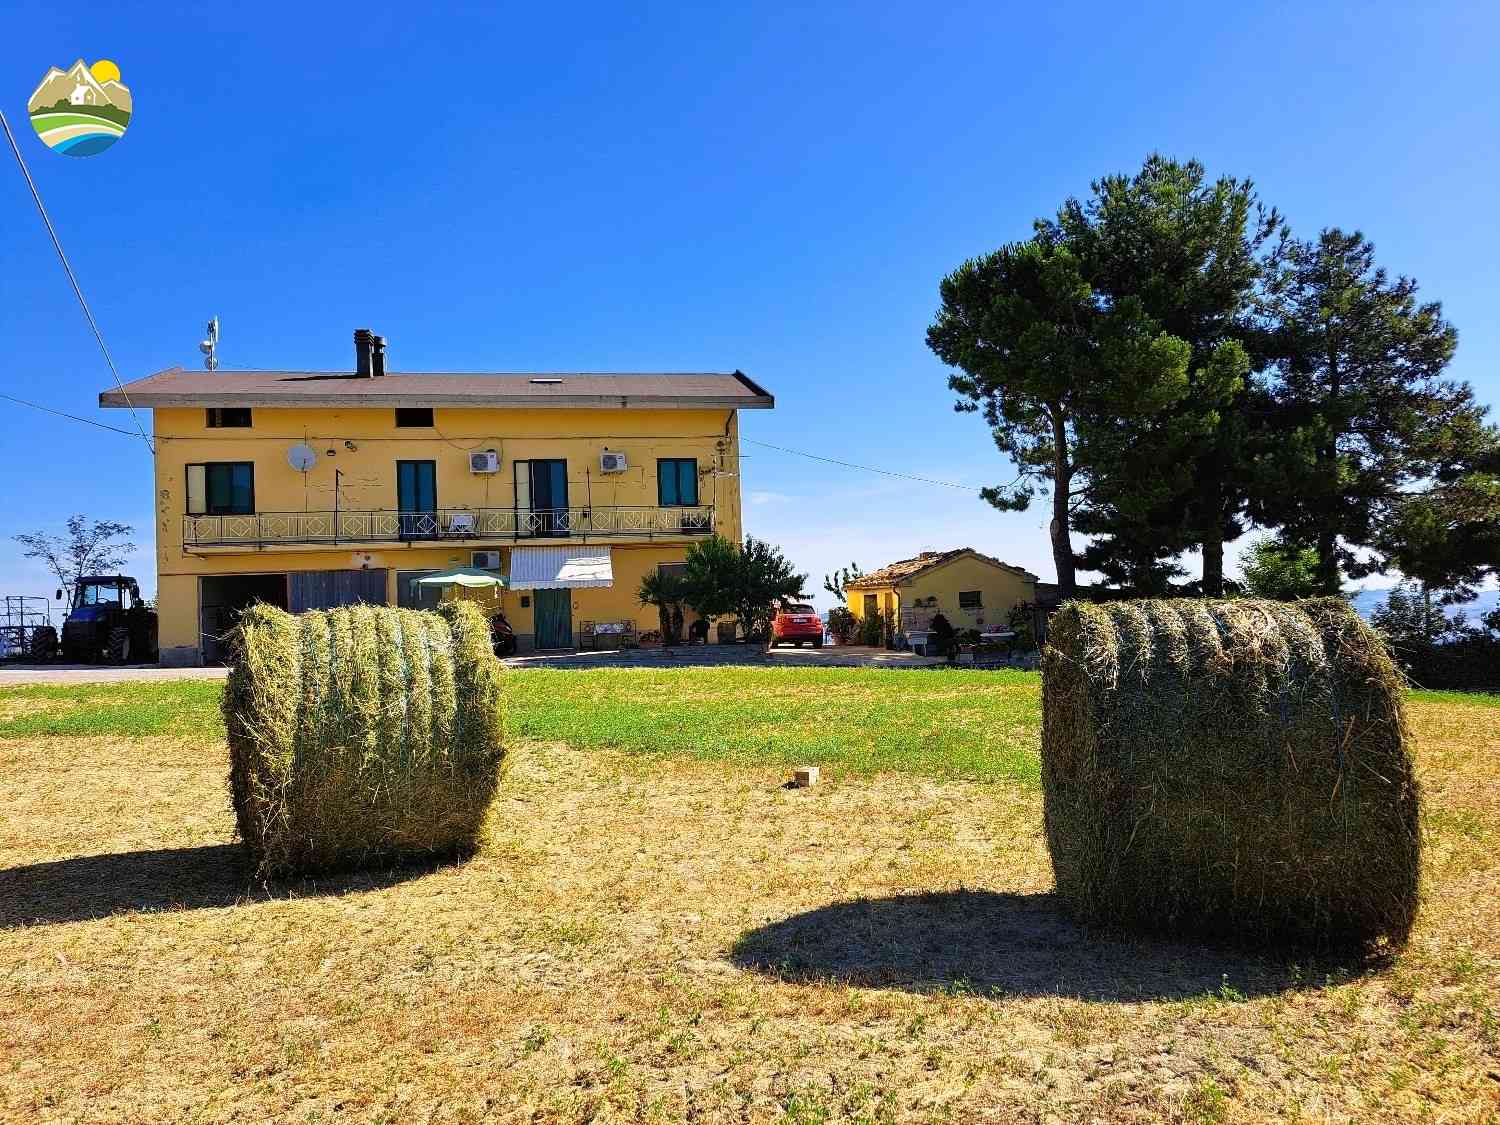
[657, 458, 699, 507]
[186, 462, 255, 515]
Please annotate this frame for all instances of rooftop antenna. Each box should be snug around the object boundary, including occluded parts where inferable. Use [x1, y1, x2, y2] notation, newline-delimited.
[199, 316, 220, 371]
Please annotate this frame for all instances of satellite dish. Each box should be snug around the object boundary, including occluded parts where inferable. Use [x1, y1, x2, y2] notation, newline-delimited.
[287, 443, 318, 472]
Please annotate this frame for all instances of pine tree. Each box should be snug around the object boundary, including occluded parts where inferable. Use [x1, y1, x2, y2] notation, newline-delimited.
[1256, 229, 1481, 594]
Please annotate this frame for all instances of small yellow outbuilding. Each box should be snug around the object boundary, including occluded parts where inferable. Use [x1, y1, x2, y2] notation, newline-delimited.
[845, 548, 1039, 641]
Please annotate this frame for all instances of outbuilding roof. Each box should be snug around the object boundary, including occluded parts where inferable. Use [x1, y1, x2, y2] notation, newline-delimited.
[846, 548, 1039, 589]
[99, 368, 774, 410]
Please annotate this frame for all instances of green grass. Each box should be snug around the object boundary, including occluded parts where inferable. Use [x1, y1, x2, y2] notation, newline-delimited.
[0, 680, 225, 738]
[1, 669, 1492, 784]
[0, 667, 1043, 784]
[507, 667, 1042, 783]
[1410, 688, 1500, 709]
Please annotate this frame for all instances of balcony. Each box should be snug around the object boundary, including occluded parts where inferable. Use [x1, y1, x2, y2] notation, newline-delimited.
[183, 505, 716, 550]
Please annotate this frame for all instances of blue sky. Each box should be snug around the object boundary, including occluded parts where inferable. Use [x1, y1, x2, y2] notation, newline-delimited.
[2, 1, 1496, 613]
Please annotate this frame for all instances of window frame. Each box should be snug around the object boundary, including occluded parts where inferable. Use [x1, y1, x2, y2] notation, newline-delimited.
[186, 461, 255, 516]
[205, 407, 252, 428]
[656, 458, 699, 507]
[395, 407, 435, 428]
[958, 590, 983, 610]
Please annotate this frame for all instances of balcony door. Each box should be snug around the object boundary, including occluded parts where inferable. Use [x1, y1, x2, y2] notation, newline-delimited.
[516, 459, 568, 536]
[397, 460, 437, 539]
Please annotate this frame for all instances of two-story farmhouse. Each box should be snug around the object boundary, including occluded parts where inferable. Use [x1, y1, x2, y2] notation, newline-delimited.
[101, 331, 773, 664]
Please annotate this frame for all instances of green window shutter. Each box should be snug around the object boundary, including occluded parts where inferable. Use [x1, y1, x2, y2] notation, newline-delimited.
[658, 459, 698, 506]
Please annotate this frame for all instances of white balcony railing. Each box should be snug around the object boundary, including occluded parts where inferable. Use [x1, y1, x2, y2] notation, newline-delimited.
[182, 505, 716, 549]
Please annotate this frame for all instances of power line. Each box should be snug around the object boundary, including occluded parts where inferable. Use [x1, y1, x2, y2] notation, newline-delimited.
[0, 109, 154, 454]
[0, 393, 146, 438]
[742, 437, 982, 491]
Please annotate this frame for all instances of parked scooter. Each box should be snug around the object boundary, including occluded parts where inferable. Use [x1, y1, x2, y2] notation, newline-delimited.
[490, 611, 518, 657]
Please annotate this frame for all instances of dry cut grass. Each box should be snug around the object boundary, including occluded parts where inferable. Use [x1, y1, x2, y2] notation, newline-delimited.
[0, 693, 1497, 1122]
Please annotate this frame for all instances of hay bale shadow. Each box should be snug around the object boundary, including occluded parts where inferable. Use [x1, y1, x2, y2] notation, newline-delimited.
[729, 890, 1379, 1000]
[0, 844, 449, 929]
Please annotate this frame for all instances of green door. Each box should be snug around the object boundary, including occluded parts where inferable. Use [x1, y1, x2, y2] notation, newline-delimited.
[534, 589, 573, 649]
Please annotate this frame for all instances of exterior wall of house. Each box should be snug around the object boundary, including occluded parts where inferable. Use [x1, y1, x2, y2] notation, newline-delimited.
[845, 585, 899, 622]
[151, 404, 743, 663]
[843, 554, 1037, 636]
[900, 554, 1036, 632]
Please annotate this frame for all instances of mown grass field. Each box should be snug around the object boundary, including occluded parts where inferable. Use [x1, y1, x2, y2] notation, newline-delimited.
[1, 670, 1497, 1122]
[0, 667, 1044, 783]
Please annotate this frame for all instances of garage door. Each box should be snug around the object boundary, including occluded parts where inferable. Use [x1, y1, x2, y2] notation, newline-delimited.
[288, 569, 388, 612]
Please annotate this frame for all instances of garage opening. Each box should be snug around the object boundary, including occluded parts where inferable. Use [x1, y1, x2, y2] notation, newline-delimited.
[199, 574, 289, 664]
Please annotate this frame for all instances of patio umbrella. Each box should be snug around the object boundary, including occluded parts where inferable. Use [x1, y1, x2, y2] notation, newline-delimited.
[415, 568, 507, 589]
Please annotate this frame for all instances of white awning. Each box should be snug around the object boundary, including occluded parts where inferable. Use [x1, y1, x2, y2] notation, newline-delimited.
[509, 546, 614, 590]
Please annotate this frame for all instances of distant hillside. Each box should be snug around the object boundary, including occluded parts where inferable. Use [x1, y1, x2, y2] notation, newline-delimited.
[1351, 587, 1500, 623]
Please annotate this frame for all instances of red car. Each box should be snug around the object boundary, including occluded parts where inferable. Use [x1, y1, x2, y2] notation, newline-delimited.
[772, 603, 824, 647]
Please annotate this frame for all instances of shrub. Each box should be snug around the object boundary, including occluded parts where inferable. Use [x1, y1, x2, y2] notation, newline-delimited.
[857, 609, 888, 647]
[1042, 597, 1419, 950]
[224, 601, 505, 877]
[826, 606, 857, 644]
[928, 613, 955, 657]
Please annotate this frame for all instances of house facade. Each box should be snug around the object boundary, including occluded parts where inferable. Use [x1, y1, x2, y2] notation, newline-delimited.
[845, 548, 1039, 639]
[101, 334, 772, 664]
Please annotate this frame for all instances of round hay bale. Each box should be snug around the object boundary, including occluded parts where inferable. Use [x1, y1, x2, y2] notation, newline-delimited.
[224, 600, 505, 877]
[1041, 597, 1419, 950]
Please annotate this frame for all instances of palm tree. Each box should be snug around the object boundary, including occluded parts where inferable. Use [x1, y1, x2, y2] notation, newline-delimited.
[637, 569, 686, 646]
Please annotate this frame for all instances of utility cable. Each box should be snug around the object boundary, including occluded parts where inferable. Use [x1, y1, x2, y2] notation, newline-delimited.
[0, 392, 145, 438]
[0, 109, 154, 453]
[741, 436, 982, 491]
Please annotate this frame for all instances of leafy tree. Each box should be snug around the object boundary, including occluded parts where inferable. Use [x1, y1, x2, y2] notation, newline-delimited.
[681, 535, 740, 620]
[928, 236, 1191, 596]
[1239, 535, 1325, 600]
[1053, 156, 1284, 595]
[734, 536, 808, 640]
[823, 562, 864, 602]
[678, 535, 807, 641]
[1256, 228, 1484, 595]
[637, 568, 686, 645]
[14, 515, 137, 604]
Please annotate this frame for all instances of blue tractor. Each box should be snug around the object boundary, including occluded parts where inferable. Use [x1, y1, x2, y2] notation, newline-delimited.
[59, 576, 158, 664]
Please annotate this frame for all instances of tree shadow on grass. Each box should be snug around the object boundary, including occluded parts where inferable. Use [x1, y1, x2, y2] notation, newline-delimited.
[729, 890, 1379, 1001]
[0, 844, 451, 929]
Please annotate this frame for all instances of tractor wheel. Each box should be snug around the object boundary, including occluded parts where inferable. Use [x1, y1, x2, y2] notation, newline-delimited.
[29, 626, 58, 662]
[107, 625, 132, 665]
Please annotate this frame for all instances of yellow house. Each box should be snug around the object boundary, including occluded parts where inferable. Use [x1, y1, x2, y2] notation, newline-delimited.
[845, 548, 1039, 642]
[101, 331, 772, 664]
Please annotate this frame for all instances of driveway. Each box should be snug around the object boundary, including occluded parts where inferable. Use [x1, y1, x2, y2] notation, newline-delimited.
[0, 645, 944, 684]
[0, 664, 230, 685]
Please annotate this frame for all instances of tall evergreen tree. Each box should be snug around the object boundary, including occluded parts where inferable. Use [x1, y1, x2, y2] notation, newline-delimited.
[1256, 229, 1480, 594]
[1050, 156, 1284, 595]
[1374, 428, 1500, 601]
[927, 237, 1190, 596]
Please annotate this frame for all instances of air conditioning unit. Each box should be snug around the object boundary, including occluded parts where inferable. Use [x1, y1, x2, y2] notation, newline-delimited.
[599, 451, 628, 474]
[469, 451, 499, 474]
[472, 550, 501, 570]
